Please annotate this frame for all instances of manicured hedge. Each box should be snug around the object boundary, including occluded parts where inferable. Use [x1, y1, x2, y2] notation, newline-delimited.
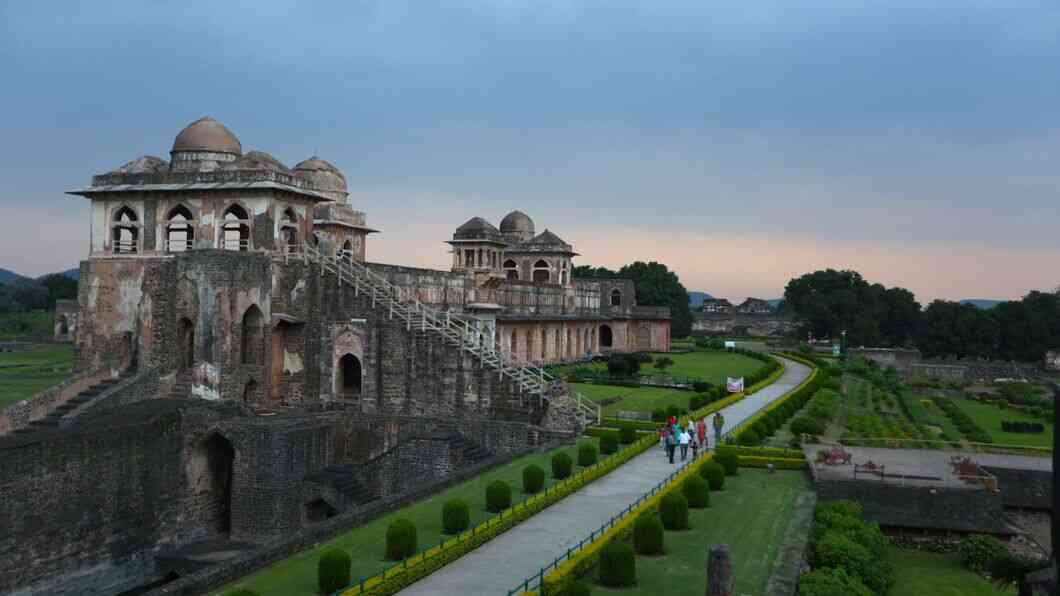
[552, 452, 574, 479]
[442, 500, 470, 535]
[682, 474, 710, 508]
[808, 500, 893, 595]
[386, 518, 418, 560]
[577, 443, 598, 467]
[714, 448, 740, 476]
[1001, 420, 1045, 433]
[224, 589, 261, 596]
[740, 456, 807, 470]
[619, 426, 637, 445]
[933, 397, 993, 443]
[318, 548, 352, 594]
[485, 480, 512, 513]
[600, 432, 619, 454]
[633, 514, 664, 555]
[523, 464, 545, 494]
[659, 492, 689, 530]
[698, 460, 726, 490]
[599, 541, 636, 587]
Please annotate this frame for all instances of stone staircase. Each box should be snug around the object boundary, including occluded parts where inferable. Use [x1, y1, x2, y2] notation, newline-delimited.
[167, 370, 192, 399]
[447, 433, 492, 465]
[13, 371, 133, 434]
[288, 245, 601, 431]
[306, 465, 380, 509]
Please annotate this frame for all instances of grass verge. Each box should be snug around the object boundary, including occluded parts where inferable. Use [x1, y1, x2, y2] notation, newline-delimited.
[887, 548, 1012, 596]
[0, 342, 74, 409]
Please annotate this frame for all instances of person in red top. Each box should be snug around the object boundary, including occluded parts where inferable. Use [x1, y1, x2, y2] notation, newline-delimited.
[696, 418, 707, 447]
[667, 415, 676, 427]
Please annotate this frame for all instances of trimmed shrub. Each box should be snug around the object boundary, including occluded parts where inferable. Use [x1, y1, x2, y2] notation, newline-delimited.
[665, 405, 682, 420]
[318, 548, 351, 594]
[814, 531, 892, 594]
[633, 513, 665, 555]
[651, 408, 667, 422]
[692, 381, 712, 393]
[737, 429, 760, 446]
[523, 464, 545, 494]
[385, 518, 417, 560]
[619, 426, 637, 445]
[815, 500, 862, 520]
[598, 540, 637, 587]
[682, 474, 710, 508]
[790, 416, 824, 436]
[485, 480, 512, 513]
[552, 452, 573, 479]
[957, 534, 1007, 573]
[659, 492, 689, 530]
[698, 460, 726, 491]
[715, 448, 739, 475]
[577, 443, 598, 467]
[798, 568, 873, 596]
[442, 499, 470, 535]
[600, 432, 619, 455]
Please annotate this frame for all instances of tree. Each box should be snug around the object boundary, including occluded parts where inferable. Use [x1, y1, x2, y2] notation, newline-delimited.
[919, 300, 998, 359]
[574, 261, 693, 336]
[1, 279, 48, 313]
[38, 274, 78, 309]
[654, 356, 674, 372]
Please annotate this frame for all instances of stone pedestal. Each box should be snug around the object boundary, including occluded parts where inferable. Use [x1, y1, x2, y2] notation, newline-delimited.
[707, 543, 734, 596]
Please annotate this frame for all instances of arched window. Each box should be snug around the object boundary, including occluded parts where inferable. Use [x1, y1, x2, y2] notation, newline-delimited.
[503, 259, 519, 280]
[540, 327, 547, 360]
[600, 324, 613, 348]
[166, 205, 195, 252]
[112, 206, 139, 253]
[610, 289, 622, 306]
[560, 261, 568, 285]
[338, 354, 362, 397]
[240, 305, 264, 365]
[178, 317, 194, 369]
[554, 327, 561, 357]
[281, 208, 299, 253]
[510, 330, 518, 356]
[532, 260, 551, 283]
[566, 328, 572, 357]
[221, 204, 251, 251]
[341, 239, 353, 263]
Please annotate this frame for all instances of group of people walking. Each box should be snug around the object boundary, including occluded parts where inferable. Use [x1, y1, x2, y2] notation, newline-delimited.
[659, 412, 725, 464]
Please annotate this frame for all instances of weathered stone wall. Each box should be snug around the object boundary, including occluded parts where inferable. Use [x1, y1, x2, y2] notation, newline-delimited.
[0, 363, 123, 434]
[691, 312, 797, 337]
[816, 479, 1008, 533]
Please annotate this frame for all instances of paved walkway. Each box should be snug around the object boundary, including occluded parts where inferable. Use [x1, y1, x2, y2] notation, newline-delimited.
[399, 356, 812, 596]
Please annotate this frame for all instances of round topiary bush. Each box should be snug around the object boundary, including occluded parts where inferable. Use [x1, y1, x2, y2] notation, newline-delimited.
[523, 464, 545, 494]
[619, 426, 636, 445]
[714, 449, 740, 476]
[797, 568, 873, 596]
[633, 513, 664, 555]
[737, 429, 760, 446]
[552, 452, 573, 479]
[600, 432, 619, 455]
[577, 442, 598, 467]
[485, 480, 512, 513]
[698, 460, 726, 491]
[442, 499, 470, 534]
[317, 548, 351, 594]
[598, 540, 637, 587]
[385, 518, 417, 560]
[682, 474, 710, 508]
[659, 491, 689, 530]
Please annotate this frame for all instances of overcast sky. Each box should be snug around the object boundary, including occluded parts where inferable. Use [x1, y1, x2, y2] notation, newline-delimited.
[1, 1, 1057, 303]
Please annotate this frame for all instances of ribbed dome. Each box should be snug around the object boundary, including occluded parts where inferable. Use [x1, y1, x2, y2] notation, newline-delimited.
[171, 117, 242, 155]
[499, 210, 534, 234]
[294, 156, 348, 195]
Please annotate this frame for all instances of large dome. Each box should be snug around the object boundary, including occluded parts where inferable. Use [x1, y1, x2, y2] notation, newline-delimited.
[171, 116, 242, 155]
[499, 210, 534, 235]
[294, 156, 348, 198]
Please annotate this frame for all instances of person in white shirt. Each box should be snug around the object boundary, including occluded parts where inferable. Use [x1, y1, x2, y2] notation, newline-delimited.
[678, 430, 691, 460]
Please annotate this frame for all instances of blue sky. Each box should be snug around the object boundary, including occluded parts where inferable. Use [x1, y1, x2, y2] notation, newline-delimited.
[1, 1, 1057, 302]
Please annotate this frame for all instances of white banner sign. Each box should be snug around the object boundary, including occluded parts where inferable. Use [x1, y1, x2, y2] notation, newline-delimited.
[726, 377, 744, 393]
[724, 341, 736, 349]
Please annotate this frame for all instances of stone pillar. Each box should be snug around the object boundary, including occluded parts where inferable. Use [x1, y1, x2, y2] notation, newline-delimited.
[706, 544, 733, 596]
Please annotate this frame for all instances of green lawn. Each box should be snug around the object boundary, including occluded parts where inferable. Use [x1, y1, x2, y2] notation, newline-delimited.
[218, 438, 604, 596]
[953, 398, 1054, 448]
[888, 548, 1012, 596]
[0, 312, 54, 340]
[573, 383, 692, 417]
[556, 350, 764, 385]
[0, 343, 74, 408]
[592, 469, 812, 596]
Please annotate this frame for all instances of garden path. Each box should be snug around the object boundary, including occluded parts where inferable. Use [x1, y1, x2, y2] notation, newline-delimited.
[398, 356, 812, 596]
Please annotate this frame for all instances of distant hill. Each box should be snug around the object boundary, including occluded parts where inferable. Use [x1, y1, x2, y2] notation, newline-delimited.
[0, 268, 22, 283]
[960, 299, 1003, 310]
[687, 291, 714, 306]
[55, 268, 79, 281]
[767, 298, 784, 309]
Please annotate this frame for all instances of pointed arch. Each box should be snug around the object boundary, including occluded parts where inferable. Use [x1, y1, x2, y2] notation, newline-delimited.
[111, 205, 139, 253]
[338, 353, 362, 397]
[166, 204, 195, 252]
[178, 317, 195, 369]
[240, 305, 264, 365]
[503, 259, 519, 280]
[610, 288, 622, 307]
[532, 259, 551, 283]
[599, 324, 613, 349]
[221, 204, 251, 251]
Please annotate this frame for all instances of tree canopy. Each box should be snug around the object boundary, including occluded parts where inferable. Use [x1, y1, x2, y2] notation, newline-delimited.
[574, 261, 692, 336]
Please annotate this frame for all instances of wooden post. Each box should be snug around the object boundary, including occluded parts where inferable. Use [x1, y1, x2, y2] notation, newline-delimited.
[706, 544, 733, 596]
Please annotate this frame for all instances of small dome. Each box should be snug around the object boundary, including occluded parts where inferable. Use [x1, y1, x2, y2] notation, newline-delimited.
[454, 216, 503, 241]
[223, 150, 291, 174]
[499, 210, 534, 234]
[111, 155, 169, 174]
[294, 156, 348, 195]
[171, 116, 242, 155]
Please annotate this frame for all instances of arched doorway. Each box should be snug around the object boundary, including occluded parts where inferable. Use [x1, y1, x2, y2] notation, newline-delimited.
[242, 379, 257, 403]
[166, 205, 195, 252]
[112, 206, 139, 253]
[503, 259, 519, 280]
[221, 204, 251, 251]
[57, 315, 69, 335]
[270, 323, 288, 402]
[178, 317, 194, 369]
[532, 260, 550, 283]
[338, 353, 361, 397]
[241, 305, 264, 365]
[196, 434, 235, 534]
[600, 324, 613, 349]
